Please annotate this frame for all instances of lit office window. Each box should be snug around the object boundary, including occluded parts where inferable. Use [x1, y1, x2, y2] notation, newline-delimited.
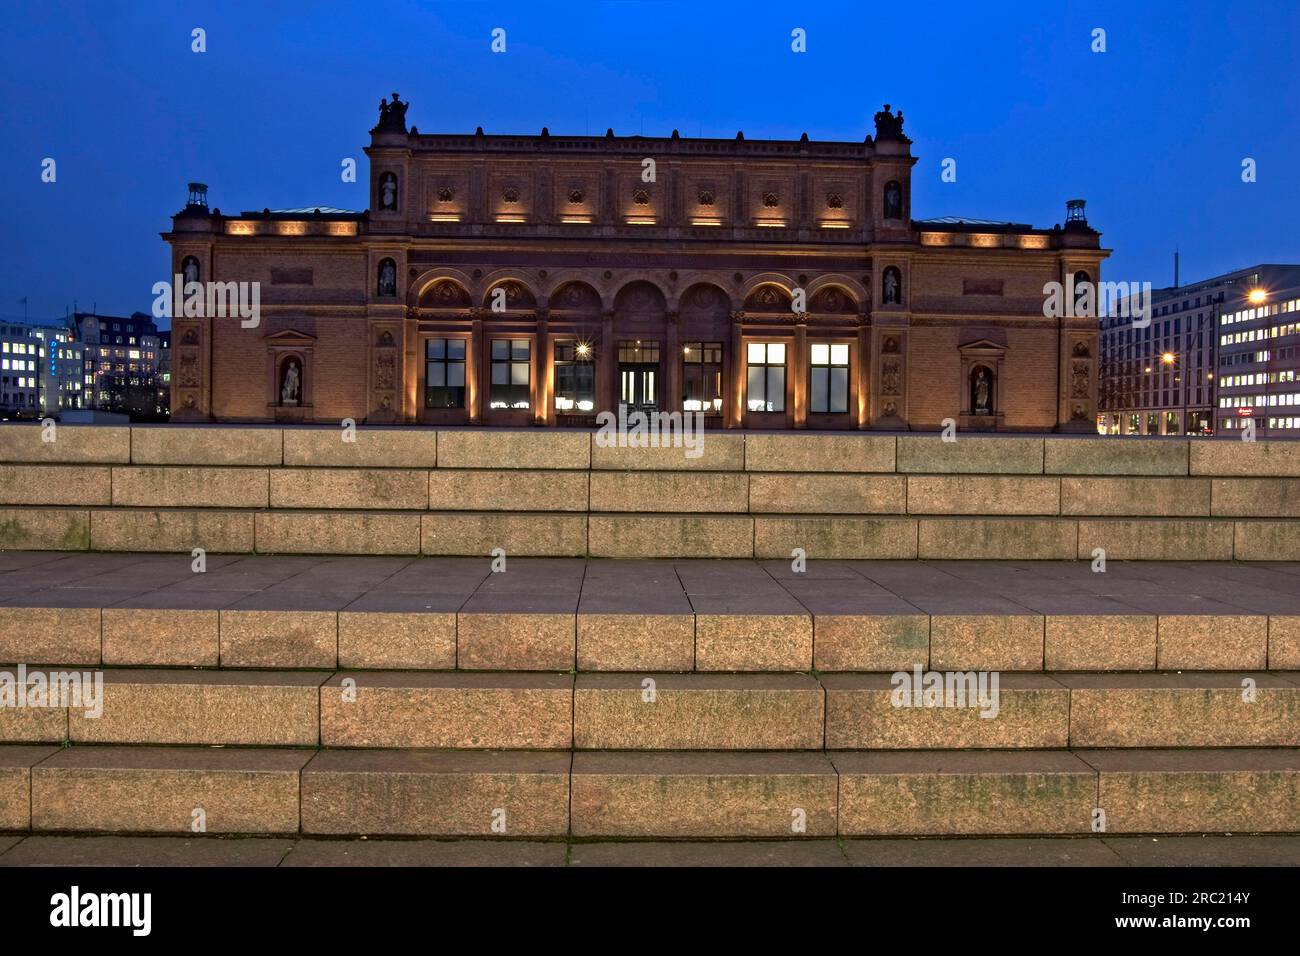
[683, 341, 723, 413]
[490, 338, 530, 409]
[746, 342, 786, 412]
[809, 342, 850, 413]
[554, 341, 594, 412]
[424, 338, 466, 408]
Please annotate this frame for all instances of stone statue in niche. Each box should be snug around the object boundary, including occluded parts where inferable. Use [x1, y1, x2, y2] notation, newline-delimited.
[884, 182, 902, 220]
[883, 269, 900, 305]
[182, 257, 199, 286]
[280, 359, 301, 406]
[378, 260, 396, 297]
[380, 173, 398, 211]
[972, 366, 993, 415]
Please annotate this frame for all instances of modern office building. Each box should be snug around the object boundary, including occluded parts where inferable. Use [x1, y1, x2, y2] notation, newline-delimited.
[30, 325, 86, 415]
[1099, 264, 1300, 435]
[0, 322, 44, 417]
[163, 97, 1108, 430]
[73, 311, 169, 419]
[1214, 268, 1300, 437]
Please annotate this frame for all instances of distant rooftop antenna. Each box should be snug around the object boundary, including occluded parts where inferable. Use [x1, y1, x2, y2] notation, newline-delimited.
[187, 182, 209, 210]
[1174, 247, 1180, 288]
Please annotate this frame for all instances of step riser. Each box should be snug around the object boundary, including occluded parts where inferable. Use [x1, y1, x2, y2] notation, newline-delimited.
[5, 749, 1299, 837]
[5, 675, 1300, 750]
[4, 607, 1295, 672]
[5, 429, 1300, 561]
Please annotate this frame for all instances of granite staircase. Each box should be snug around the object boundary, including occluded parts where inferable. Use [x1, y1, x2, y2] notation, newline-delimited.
[1, 424, 1299, 859]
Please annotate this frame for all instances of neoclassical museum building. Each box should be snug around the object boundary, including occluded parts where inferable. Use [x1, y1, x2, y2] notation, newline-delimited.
[164, 96, 1108, 430]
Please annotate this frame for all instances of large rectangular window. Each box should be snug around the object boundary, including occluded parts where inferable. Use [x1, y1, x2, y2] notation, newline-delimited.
[554, 340, 594, 412]
[490, 338, 530, 409]
[746, 342, 786, 412]
[809, 342, 850, 413]
[683, 341, 723, 413]
[424, 338, 466, 408]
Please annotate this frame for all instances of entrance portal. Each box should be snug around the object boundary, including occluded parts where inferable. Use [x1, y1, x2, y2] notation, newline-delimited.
[618, 340, 660, 412]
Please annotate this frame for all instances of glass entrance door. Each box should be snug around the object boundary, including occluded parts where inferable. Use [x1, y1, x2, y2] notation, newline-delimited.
[618, 340, 659, 412]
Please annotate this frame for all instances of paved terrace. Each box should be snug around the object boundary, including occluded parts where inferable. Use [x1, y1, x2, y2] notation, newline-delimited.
[2, 551, 1299, 671]
[3, 834, 1300, 867]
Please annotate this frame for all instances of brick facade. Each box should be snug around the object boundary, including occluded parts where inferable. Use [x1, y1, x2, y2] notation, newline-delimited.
[163, 98, 1108, 431]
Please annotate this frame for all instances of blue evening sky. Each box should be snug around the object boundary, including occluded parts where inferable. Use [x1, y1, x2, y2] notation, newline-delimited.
[2, 0, 1298, 324]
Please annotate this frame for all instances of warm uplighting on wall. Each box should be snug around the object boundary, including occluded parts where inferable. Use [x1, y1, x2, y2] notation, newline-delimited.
[755, 220, 786, 227]
[226, 221, 255, 235]
[495, 215, 526, 223]
[969, 234, 999, 247]
[1018, 235, 1049, 249]
[920, 232, 952, 246]
[561, 216, 592, 224]
[428, 214, 461, 223]
[691, 218, 722, 227]
[327, 222, 357, 236]
[819, 221, 851, 229]
[626, 217, 656, 225]
[278, 222, 307, 235]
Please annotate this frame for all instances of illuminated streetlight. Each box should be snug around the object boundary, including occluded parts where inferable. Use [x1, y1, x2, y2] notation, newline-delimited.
[1248, 288, 1268, 305]
[575, 342, 591, 358]
[1161, 352, 1176, 365]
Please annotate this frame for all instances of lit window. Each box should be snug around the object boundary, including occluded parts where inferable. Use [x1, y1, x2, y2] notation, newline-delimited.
[424, 338, 466, 409]
[746, 342, 786, 412]
[554, 341, 595, 413]
[490, 339, 530, 409]
[809, 342, 850, 413]
[683, 342, 723, 413]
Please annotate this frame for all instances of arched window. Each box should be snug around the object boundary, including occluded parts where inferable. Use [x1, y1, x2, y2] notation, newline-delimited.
[882, 267, 902, 305]
[970, 364, 995, 415]
[379, 172, 399, 211]
[883, 181, 903, 220]
[377, 258, 397, 297]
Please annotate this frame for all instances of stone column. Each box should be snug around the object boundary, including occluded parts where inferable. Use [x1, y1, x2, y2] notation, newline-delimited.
[534, 309, 549, 425]
[600, 309, 616, 413]
[793, 316, 808, 428]
[665, 310, 681, 412]
[469, 308, 484, 424]
[729, 311, 745, 428]
[856, 317, 871, 429]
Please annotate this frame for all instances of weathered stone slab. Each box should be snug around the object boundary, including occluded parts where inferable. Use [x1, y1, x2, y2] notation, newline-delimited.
[744, 434, 895, 473]
[282, 428, 435, 467]
[897, 436, 1044, 474]
[0, 466, 111, 506]
[0, 425, 129, 464]
[114, 467, 269, 508]
[130, 427, 282, 466]
[1045, 438, 1188, 476]
[438, 430, 589, 470]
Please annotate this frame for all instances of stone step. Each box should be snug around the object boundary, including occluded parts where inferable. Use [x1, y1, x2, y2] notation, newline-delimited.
[30, 746, 312, 834]
[3, 745, 1298, 837]
[4, 669, 1300, 750]
[4, 554, 1298, 671]
[300, 749, 571, 836]
[5, 506, 1300, 560]
[4, 832, 1300, 866]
